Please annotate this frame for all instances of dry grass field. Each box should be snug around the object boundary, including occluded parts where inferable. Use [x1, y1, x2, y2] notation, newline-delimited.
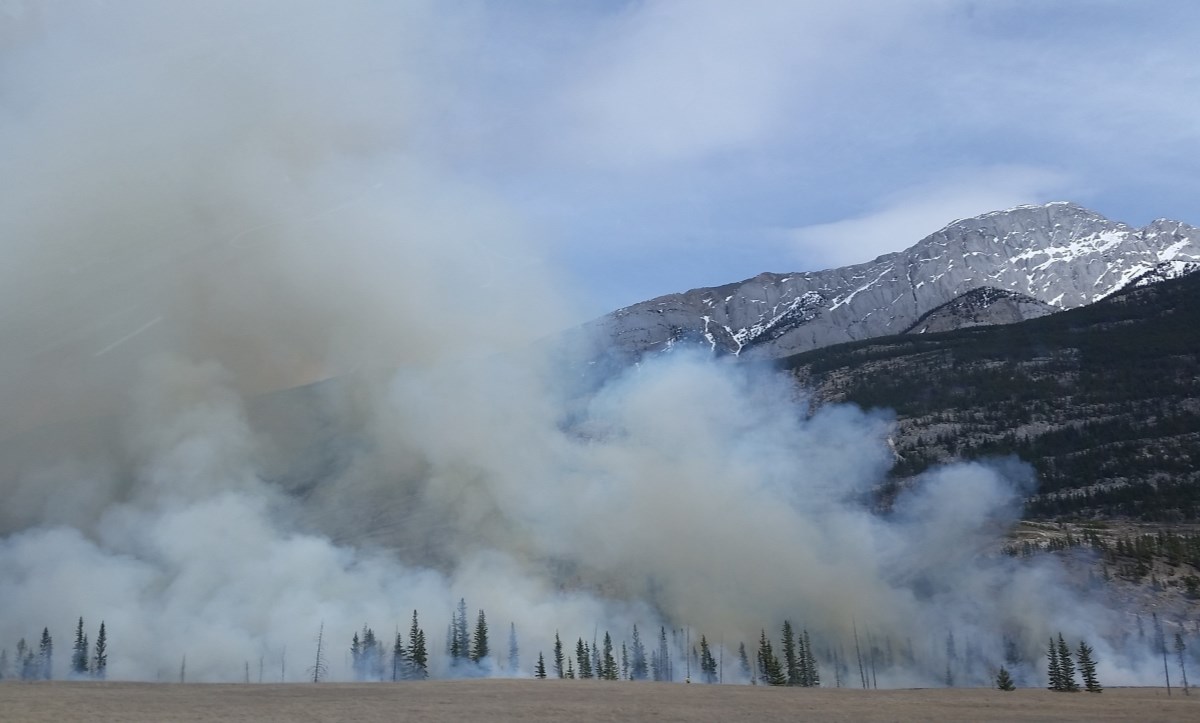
[2, 680, 1199, 722]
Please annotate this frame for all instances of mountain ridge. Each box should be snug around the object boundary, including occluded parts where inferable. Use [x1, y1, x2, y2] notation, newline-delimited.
[585, 202, 1200, 361]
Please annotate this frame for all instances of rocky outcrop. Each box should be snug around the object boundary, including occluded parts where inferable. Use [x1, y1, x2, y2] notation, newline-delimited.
[903, 288, 1056, 335]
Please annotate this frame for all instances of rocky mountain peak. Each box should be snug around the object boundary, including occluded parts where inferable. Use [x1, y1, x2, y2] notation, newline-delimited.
[586, 202, 1200, 361]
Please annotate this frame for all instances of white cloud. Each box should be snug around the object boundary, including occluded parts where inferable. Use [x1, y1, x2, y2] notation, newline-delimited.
[554, 0, 946, 168]
[787, 166, 1078, 269]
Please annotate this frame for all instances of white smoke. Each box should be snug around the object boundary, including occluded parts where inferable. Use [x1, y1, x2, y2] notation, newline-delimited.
[0, 1, 1162, 686]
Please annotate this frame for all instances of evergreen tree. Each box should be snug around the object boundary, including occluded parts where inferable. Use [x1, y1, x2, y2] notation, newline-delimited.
[630, 626, 648, 681]
[737, 642, 752, 682]
[593, 634, 602, 679]
[72, 617, 89, 677]
[757, 630, 785, 686]
[601, 632, 617, 680]
[18, 638, 35, 681]
[802, 630, 820, 687]
[621, 642, 629, 681]
[450, 598, 470, 664]
[1047, 637, 1061, 691]
[360, 627, 383, 680]
[1175, 633, 1189, 696]
[1154, 613, 1172, 695]
[996, 666, 1016, 691]
[535, 652, 547, 679]
[472, 610, 489, 664]
[566, 657, 575, 679]
[409, 610, 428, 679]
[392, 632, 408, 681]
[356, 628, 379, 680]
[699, 636, 717, 684]
[796, 626, 809, 685]
[0, 648, 8, 681]
[1057, 634, 1078, 692]
[309, 622, 327, 683]
[38, 627, 53, 680]
[350, 631, 364, 680]
[1077, 640, 1101, 693]
[656, 627, 671, 682]
[456, 599, 470, 661]
[554, 632, 565, 679]
[782, 621, 799, 686]
[93, 623, 109, 680]
[575, 638, 593, 679]
[508, 623, 519, 673]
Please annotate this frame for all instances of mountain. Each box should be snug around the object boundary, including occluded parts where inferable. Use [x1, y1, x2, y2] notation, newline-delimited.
[586, 202, 1200, 360]
[782, 269, 1200, 521]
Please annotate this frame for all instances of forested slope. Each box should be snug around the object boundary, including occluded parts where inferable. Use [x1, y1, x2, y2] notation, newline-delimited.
[783, 272, 1200, 520]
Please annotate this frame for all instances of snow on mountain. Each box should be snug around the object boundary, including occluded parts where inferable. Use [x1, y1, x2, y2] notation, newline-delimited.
[587, 202, 1200, 360]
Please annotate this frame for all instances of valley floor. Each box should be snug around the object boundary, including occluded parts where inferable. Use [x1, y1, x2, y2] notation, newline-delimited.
[2, 680, 1198, 722]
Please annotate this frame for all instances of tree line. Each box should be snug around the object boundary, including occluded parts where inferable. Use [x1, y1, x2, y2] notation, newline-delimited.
[0, 618, 107, 681]
[7, 601, 1194, 691]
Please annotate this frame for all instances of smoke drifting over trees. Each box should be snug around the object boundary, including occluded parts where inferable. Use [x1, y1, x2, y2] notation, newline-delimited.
[0, 1, 1185, 686]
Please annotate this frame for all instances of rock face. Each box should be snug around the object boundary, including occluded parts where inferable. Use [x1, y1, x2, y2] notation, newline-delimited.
[586, 202, 1200, 360]
[903, 287, 1056, 335]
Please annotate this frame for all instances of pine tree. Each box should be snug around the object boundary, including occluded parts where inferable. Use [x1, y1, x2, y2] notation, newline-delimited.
[1057, 634, 1078, 692]
[361, 626, 383, 680]
[0, 649, 9, 681]
[472, 610, 489, 663]
[508, 623, 519, 673]
[657, 627, 671, 682]
[601, 632, 617, 680]
[16, 639, 29, 681]
[392, 632, 408, 681]
[409, 611, 428, 679]
[1047, 637, 1061, 691]
[699, 636, 717, 684]
[566, 657, 575, 679]
[1175, 633, 1190, 696]
[21, 642, 37, 681]
[456, 599, 470, 662]
[1077, 640, 1101, 693]
[757, 630, 785, 686]
[575, 638, 593, 679]
[554, 632, 565, 678]
[737, 642, 752, 682]
[1154, 613, 1172, 695]
[38, 627, 53, 680]
[782, 621, 799, 686]
[72, 617, 89, 677]
[535, 652, 547, 679]
[309, 622, 327, 683]
[996, 666, 1016, 691]
[621, 642, 629, 681]
[802, 630, 820, 687]
[350, 631, 363, 680]
[630, 626, 647, 681]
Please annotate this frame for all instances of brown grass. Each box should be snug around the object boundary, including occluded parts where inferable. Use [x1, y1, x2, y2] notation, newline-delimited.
[2, 680, 1198, 722]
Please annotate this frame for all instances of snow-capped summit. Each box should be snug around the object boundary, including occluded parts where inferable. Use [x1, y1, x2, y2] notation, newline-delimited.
[586, 202, 1200, 360]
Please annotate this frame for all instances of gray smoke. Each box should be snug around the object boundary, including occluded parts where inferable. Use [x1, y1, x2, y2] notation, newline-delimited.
[0, 1, 1159, 686]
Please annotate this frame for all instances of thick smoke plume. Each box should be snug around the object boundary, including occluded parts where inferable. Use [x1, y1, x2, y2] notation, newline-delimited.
[0, 1, 1156, 686]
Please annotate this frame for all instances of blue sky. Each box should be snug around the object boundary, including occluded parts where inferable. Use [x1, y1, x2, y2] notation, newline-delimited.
[4, 1, 1200, 321]
[421, 0, 1200, 315]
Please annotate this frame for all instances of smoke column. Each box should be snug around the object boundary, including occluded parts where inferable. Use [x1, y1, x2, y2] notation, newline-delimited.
[0, 1, 1155, 685]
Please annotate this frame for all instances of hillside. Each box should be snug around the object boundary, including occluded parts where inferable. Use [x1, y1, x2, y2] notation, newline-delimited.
[783, 270, 1200, 521]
